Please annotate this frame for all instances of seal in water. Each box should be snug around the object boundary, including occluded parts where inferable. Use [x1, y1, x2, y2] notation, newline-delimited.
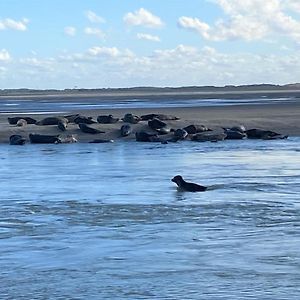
[89, 139, 114, 143]
[16, 119, 27, 127]
[29, 133, 61, 144]
[78, 123, 105, 134]
[171, 175, 207, 192]
[9, 135, 26, 145]
[97, 115, 119, 124]
[122, 113, 141, 124]
[8, 117, 37, 125]
[120, 124, 132, 137]
[36, 117, 68, 126]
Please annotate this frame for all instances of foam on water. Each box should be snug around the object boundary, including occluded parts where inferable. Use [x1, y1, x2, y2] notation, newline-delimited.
[0, 138, 300, 299]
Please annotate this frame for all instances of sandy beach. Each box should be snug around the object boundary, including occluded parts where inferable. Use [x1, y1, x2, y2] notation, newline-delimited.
[1, 98, 299, 143]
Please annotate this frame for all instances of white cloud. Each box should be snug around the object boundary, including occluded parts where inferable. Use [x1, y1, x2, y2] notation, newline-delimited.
[178, 0, 300, 42]
[84, 27, 105, 39]
[88, 46, 121, 57]
[124, 8, 163, 28]
[137, 33, 160, 42]
[0, 49, 11, 61]
[64, 26, 76, 36]
[85, 10, 106, 23]
[0, 18, 29, 31]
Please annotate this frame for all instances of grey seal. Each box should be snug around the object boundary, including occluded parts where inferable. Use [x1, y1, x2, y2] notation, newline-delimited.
[16, 119, 27, 127]
[171, 175, 207, 192]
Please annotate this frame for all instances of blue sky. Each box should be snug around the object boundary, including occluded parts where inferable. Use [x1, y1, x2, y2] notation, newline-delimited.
[0, 0, 300, 89]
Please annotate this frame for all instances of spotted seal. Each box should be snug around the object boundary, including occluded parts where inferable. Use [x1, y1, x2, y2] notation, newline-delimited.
[171, 175, 207, 192]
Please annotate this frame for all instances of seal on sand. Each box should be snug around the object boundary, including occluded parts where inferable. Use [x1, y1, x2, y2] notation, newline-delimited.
[29, 133, 61, 144]
[183, 124, 211, 134]
[135, 131, 161, 142]
[122, 113, 140, 124]
[120, 124, 132, 137]
[74, 115, 97, 124]
[89, 139, 114, 143]
[246, 129, 288, 140]
[16, 119, 27, 127]
[36, 117, 68, 126]
[78, 123, 105, 134]
[9, 135, 26, 145]
[97, 115, 119, 124]
[171, 175, 207, 192]
[8, 117, 37, 125]
[141, 114, 179, 121]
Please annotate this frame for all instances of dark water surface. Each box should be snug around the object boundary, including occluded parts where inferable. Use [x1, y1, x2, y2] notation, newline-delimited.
[0, 139, 300, 299]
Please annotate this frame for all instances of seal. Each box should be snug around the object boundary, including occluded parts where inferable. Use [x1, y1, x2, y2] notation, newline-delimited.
[183, 124, 211, 134]
[148, 118, 167, 130]
[171, 175, 207, 192]
[135, 131, 161, 142]
[29, 133, 61, 144]
[120, 124, 132, 137]
[223, 128, 247, 140]
[60, 134, 77, 143]
[78, 123, 105, 134]
[246, 128, 288, 140]
[122, 113, 140, 124]
[89, 139, 114, 143]
[97, 115, 119, 124]
[141, 114, 179, 121]
[74, 115, 97, 124]
[191, 132, 226, 142]
[173, 129, 188, 140]
[36, 117, 68, 126]
[16, 119, 27, 127]
[9, 135, 26, 145]
[57, 120, 68, 131]
[8, 116, 37, 125]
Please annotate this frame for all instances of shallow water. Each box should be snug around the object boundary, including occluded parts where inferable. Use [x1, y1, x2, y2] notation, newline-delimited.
[0, 96, 297, 114]
[0, 139, 300, 299]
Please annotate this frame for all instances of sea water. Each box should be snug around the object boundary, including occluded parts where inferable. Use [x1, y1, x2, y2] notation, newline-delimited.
[0, 138, 300, 299]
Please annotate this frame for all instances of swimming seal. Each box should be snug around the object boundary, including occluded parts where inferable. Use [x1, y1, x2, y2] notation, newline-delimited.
[29, 133, 61, 144]
[9, 135, 26, 145]
[78, 123, 105, 134]
[8, 117, 37, 125]
[171, 175, 207, 192]
[97, 115, 119, 124]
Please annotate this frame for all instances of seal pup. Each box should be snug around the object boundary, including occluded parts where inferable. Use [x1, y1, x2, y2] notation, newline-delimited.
[29, 133, 61, 144]
[8, 117, 36, 125]
[120, 124, 132, 137]
[171, 175, 207, 192]
[97, 115, 119, 124]
[16, 119, 27, 127]
[78, 123, 105, 134]
[9, 135, 26, 145]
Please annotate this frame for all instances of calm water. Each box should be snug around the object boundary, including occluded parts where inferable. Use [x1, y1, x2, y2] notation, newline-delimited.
[0, 139, 300, 299]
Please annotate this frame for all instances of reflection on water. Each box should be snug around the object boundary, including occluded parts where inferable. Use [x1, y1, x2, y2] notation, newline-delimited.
[0, 139, 300, 299]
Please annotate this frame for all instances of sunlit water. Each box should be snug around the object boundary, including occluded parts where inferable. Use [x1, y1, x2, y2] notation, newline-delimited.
[0, 139, 300, 299]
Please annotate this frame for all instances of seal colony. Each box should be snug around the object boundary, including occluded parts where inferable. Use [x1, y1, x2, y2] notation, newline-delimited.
[4, 111, 289, 145]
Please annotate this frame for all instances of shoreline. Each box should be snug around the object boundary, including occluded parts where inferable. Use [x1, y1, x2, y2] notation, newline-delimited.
[1, 100, 300, 144]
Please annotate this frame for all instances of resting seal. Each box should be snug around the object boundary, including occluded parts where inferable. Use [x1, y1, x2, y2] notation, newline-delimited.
[141, 114, 179, 121]
[120, 124, 132, 137]
[78, 123, 105, 134]
[89, 139, 114, 143]
[29, 133, 61, 144]
[246, 129, 288, 140]
[122, 113, 140, 124]
[9, 135, 26, 145]
[74, 115, 97, 124]
[97, 115, 119, 124]
[183, 125, 211, 134]
[36, 117, 68, 126]
[8, 117, 37, 125]
[171, 175, 207, 192]
[16, 119, 27, 127]
[135, 131, 161, 142]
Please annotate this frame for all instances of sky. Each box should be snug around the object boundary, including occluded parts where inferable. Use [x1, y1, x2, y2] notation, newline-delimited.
[1, 0, 300, 89]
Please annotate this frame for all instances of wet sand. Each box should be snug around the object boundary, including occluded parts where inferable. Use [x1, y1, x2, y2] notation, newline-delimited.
[1, 100, 299, 143]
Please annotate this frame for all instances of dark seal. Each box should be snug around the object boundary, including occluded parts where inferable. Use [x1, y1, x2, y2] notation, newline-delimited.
[78, 123, 105, 134]
[36, 117, 68, 126]
[171, 175, 207, 192]
[120, 124, 132, 137]
[122, 113, 141, 124]
[9, 135, 26, 145]
[8, 117, 37, 125]
[29, 133, 61, 144]
[97, 115, 119, 124]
